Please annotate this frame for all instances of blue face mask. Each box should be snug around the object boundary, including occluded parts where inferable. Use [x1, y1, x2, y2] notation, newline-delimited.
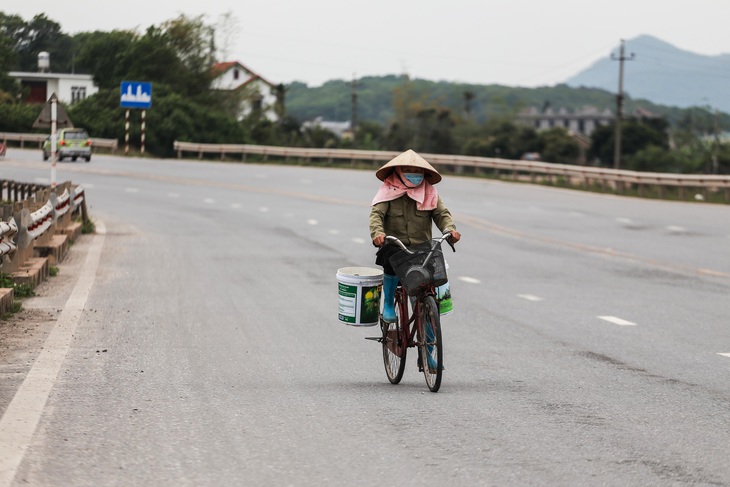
[403, 173, 424, 186]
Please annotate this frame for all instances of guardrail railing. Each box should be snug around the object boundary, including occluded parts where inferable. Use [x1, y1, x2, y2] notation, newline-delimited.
[173, 141, 730, 202]
[0, 132, 118, 153]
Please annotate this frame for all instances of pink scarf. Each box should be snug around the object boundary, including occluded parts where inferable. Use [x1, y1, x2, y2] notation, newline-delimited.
[371, 167, 439, 210]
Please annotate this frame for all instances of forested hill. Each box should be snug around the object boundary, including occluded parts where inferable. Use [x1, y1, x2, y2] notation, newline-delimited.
[285, 75, 694, 127]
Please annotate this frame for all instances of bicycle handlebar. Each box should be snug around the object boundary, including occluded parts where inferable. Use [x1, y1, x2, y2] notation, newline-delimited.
[385, 232, 456, 254]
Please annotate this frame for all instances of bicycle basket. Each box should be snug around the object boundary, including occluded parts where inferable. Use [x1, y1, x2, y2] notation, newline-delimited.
[389, 242, 448, 296]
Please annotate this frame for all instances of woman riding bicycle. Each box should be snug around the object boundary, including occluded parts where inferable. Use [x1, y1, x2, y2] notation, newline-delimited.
[369, 149, 461, 323]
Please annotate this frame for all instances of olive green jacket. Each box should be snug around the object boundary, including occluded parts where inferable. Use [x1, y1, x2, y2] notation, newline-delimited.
[369, 195, 456, 247]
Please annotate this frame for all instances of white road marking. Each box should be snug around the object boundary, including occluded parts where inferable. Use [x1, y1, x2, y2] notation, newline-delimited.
[352, 238, 365, 244]
[307, 219, 318, 225]
[168, 192, 180, 198]
[125, 187, 139, 193]
[204, 198, 215, 204]
[598, 316, 637, 326]
[231, 203, 242, 209]
[259, 207, 269, 212]
[328, 229, 340, 235]
[616, 217, 633, 225]
[0, 221, 106, 486]
[666, 225, 686, 233]
[458, 276, 481, 284]
[717, 353, 730, 358]
[518, 294, 544, 302]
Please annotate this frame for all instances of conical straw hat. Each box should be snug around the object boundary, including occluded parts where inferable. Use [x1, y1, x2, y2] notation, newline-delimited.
[375, 149, 442, 184]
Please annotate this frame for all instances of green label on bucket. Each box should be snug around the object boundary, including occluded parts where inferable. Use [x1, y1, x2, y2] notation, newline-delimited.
[338, 282, 357, 324]
[360, 285, 381, 325]
[436, 282, 453, 315]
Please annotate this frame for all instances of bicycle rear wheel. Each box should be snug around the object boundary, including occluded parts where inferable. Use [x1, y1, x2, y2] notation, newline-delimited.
[382, 291, 407, 384]
[419, 295, 443, 392]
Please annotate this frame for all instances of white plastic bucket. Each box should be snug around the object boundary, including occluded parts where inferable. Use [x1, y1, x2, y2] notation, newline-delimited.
[337, 267, 383, 326]
[435, 262, 453, 316]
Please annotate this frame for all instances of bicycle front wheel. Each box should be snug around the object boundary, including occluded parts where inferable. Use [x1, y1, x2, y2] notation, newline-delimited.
[382, 293, 407, 384]
[419, 295, 443, 392]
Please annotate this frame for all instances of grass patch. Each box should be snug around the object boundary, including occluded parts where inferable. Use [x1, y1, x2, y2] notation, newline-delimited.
[50, 266, 59, 277]
[2, 300, 23, 319]
[74, 215, 96, 234]
[0, 274, 35, 298]
[81, 218, 96, 234]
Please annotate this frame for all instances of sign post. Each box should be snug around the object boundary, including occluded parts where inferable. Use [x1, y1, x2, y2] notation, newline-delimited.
[120, 81, 152, 156]
[32, 92, 73, 189]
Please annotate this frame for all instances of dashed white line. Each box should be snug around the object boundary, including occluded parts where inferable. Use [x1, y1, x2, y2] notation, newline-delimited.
[518, 294, 544, 302]
[616, 217, 633, 225]
[307, 219, 318, 225]
[231, 203, 242, 209]
[666, 225, 686, 233]
[351, 238, 365, 244]
[259, 207, 269, 213]
[717, 353, 730, 358]
[204, 198, 215, 204]
[168, 192, 180, 198]
[328, 229, 340, 235]
[598, 316, 636, 326]
[458, 276, 481, 284]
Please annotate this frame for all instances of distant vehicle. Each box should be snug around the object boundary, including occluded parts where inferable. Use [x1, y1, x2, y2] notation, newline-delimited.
[42, 129, 92, 162]
[520, 152, 541, 161]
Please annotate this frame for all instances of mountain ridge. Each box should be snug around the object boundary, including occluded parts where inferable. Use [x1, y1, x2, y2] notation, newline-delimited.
[566, 35, 730, 113]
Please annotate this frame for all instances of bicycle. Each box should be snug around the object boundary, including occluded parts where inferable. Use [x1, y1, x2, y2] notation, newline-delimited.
[369, 232, 455, 392]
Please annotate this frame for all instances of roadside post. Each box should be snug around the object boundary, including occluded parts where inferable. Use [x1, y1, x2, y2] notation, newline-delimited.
[120, 81, 152, 156]
[32, 92, 73, 189]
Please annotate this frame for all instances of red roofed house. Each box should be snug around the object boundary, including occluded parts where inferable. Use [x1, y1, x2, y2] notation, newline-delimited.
[211, 61, 282, 122]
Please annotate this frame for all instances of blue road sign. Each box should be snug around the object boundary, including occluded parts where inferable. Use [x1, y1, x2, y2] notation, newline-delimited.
[120, 81, 152, 109]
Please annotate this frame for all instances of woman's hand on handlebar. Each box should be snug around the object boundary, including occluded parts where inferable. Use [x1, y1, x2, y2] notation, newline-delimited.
[373, 233, 386, 247]
[449, 230, 461, 244]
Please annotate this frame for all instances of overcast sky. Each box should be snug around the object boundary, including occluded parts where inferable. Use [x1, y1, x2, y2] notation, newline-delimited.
[8, 1, 730, 87]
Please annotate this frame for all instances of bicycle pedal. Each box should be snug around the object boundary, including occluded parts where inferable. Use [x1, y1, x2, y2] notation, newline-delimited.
[364, 336, 383, 342]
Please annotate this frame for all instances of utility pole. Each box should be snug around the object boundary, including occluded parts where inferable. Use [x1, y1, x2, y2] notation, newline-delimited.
[611, 39, 634, 170]
[351, 75, 359, 134]
[712, 108, 720, 174]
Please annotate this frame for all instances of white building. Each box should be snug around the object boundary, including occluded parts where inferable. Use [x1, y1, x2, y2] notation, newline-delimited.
[517, 106, 614, 136]
[211, 61, 280, 121]
[9, 71, 98, 105]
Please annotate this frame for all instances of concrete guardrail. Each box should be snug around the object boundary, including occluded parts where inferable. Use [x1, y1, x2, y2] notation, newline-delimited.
[0, 179, 91, 315]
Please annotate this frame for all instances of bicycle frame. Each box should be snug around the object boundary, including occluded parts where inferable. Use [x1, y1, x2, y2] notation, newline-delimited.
[373, 232, 453, 392]
[393, 282, 434, 353]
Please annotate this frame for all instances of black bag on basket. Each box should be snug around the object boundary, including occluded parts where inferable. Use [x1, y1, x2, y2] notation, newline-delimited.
[389, 242, 448, 295]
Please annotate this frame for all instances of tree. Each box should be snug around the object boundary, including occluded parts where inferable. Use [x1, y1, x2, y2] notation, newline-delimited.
[0, 13, 70, 71]
[73, 30, 137, 89]
[589, 118, 669, 167]
[538, 127, 580, 164]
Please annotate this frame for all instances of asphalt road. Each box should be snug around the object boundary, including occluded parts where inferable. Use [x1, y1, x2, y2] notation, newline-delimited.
[0, 147, 729, 486]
